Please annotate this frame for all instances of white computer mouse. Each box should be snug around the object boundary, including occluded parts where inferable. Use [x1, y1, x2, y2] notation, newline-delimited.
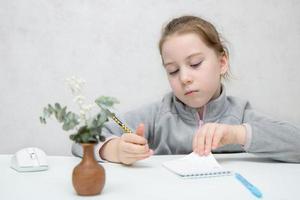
[11, 147, 48, 172]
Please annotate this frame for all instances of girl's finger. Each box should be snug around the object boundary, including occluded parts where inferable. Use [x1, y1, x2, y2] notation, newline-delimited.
[204, 125, 216, 155]
[197, 125, 207, 155]
[124, 151, 153, 159]
[135, 123, 145, 137]
[212, 127, 223, 150]
[193, 128, 201, 152]
[121, 132, 147, 145]
[122, 142, 150, 154]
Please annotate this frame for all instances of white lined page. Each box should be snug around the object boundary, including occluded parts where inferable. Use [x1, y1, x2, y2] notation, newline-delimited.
[163, 152, 232, 178]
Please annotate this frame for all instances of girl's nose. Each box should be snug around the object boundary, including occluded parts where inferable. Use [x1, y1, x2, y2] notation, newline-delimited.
[179, 68, 193, 85]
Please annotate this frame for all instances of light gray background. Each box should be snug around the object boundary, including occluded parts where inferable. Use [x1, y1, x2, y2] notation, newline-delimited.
[1, 0, 299, 156]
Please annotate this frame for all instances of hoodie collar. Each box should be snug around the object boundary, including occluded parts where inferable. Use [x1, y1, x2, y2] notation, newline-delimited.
[172, 84, 228, 122]
[204, 85, 228, 121]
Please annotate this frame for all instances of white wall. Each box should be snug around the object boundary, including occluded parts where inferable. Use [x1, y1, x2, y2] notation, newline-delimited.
[1, 0, 299, 155]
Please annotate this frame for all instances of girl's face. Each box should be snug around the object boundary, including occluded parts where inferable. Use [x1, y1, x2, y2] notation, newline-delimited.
[161, 33, 228, 109]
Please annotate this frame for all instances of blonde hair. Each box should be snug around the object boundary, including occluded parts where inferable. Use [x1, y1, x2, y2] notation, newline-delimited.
[159, 15, 230, 79]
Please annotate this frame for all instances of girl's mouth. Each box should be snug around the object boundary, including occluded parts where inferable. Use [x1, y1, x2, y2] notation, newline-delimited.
[185, 90, 198, 96]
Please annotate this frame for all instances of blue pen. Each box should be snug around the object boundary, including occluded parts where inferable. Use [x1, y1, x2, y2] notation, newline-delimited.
[235, 173, 263, 198]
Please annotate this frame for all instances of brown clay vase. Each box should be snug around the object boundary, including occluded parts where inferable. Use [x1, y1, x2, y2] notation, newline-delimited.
[72, 143, 105, 196]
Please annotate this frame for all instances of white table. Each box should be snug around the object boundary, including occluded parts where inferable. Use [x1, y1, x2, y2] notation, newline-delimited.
[0, 153, 299, 200]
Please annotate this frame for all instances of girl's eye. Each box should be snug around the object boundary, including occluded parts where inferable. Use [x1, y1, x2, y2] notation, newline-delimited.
[169, 69, 179, 75]
[190, 61, 202, 68]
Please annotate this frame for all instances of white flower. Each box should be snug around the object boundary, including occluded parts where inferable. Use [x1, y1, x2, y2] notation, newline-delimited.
[65, 76, 95, 125]
[73, 95, 86, 105]
[65, 76, 86, 95]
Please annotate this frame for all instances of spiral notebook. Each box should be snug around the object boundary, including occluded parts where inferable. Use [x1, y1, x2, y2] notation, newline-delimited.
[163, 152, 232, 178]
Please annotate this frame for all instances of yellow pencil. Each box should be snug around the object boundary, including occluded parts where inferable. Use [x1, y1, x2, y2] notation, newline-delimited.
[105, 108, 133, 134]
[110, 114, 133, 134]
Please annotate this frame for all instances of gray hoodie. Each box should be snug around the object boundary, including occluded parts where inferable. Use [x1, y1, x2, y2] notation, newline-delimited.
[72, 86, 300, 163]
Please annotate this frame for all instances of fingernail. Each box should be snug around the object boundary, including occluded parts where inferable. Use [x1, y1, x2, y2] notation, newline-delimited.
[205, 150, 210, 155]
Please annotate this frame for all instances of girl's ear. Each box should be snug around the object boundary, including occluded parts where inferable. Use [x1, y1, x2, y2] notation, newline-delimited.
[219, 53, 229, 75]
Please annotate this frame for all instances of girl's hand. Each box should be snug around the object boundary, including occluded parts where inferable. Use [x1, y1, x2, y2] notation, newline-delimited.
[116, 123, 153, 165]
[193, 123, 246, 156]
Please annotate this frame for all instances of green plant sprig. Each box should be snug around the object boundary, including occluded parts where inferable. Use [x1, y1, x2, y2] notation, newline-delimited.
[40, 103, 80, 131]
[40, 96, 119, 143]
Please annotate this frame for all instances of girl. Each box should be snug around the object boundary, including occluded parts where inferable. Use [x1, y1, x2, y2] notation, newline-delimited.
[73, 15, 300, 165]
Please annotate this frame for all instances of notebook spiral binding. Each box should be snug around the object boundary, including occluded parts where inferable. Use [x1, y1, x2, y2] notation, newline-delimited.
[182, 170, 233, 178]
